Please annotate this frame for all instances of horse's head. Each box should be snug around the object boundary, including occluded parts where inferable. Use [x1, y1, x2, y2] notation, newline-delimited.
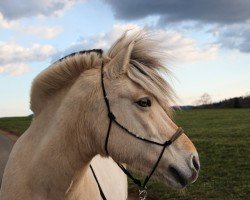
[92, 31, 200, 189]
[29, 29, 200, 196]
[33, 30, 200, 189]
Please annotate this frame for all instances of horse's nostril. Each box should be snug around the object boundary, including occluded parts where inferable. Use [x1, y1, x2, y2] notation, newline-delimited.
[192, 155, 200, 171]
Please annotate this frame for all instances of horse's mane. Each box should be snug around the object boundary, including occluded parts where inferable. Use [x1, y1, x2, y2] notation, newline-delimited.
[30, 49, 104, 114]
[30, 30, 175, 115]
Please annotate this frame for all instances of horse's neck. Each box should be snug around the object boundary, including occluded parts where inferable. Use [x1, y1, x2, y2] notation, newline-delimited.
[26, 90, 94, 197]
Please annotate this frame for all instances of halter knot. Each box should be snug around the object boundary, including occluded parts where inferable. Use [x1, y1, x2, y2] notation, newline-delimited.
[164, 140, 172, 147]
[108, 112, 116, 120]
[133, 179, 142, 187]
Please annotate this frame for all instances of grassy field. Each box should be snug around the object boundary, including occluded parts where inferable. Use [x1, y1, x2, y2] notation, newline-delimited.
[0, 109, 249, 199]
[0, 116, 32, 137]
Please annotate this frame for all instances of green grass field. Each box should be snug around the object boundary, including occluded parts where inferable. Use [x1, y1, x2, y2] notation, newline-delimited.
[0, 116, 32, 137]
[0, 109, 249, 199]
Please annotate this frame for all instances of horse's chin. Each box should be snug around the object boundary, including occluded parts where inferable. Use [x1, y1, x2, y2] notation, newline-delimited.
[162, 175, 187, 189]
[155, 170, 188, 190]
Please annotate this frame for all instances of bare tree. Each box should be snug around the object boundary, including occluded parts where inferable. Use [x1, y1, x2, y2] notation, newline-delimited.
[245, 91, 250, 97]
[200, 93, 212, 105]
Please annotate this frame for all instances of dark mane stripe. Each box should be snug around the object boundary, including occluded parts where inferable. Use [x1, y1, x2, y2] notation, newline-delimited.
[57, 49, 103, 63]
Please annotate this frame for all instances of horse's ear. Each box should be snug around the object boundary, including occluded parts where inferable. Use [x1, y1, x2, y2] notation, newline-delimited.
[106, 41, 135, 78]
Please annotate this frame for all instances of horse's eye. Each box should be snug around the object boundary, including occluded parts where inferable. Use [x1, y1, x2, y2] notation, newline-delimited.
[136, 97, 151, 107]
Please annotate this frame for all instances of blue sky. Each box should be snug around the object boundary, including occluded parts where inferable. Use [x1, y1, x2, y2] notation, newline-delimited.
[0, 0, 250, 117]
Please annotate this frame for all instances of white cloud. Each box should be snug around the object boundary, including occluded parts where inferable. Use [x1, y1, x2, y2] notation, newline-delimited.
[1, 10, 63, 39]
[0, 63, 32, 76]
[20, 25, 63, 39]
[89, 24, 141, 49]
[0, 0, 86, 20]
[1, 11, 63, 39]
[0, 13, 19, 29]
[0, 41, 57, 64]
[53, 23, 217, 64]
[0, 41, 57, 75]
[157, 30, 218, 63]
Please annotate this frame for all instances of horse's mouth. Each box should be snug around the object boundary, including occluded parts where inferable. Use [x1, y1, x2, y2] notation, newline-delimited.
[168, 166, 188, 187]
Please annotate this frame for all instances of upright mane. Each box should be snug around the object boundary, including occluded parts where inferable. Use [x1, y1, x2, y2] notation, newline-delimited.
[30, 30, 175, 115]
[30, 49, 103, 114]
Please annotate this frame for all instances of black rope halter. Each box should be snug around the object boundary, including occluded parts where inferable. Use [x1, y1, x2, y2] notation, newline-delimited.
[91, 61, 184, 200]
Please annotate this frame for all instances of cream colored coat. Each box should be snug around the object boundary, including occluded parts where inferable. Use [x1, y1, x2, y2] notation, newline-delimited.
[0, 30, 199, 200]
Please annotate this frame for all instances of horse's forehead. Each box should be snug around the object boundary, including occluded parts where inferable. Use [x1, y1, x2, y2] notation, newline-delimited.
[110, 76, 150, 97]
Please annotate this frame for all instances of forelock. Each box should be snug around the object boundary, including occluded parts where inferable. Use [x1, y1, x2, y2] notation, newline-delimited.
[107, 30, 176, 114]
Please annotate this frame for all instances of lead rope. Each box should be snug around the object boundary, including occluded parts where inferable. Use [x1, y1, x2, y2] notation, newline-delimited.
[90, 165, 107, 200]
[91, 61, 183, 200]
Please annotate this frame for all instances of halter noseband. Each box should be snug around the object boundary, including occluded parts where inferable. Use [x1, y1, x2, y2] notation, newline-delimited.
[95, 61, 184, 199]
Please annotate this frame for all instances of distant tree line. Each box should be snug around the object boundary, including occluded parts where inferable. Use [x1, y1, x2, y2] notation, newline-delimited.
[195, 96, 250, 109]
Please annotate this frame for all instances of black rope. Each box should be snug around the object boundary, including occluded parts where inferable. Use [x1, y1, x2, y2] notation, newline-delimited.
[142, 141, 171, 188]
[113, 119, 164, 146]
[104, 118, 112, 154]
[117, 163, 142, 187]
[90, 164, 107, 200]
